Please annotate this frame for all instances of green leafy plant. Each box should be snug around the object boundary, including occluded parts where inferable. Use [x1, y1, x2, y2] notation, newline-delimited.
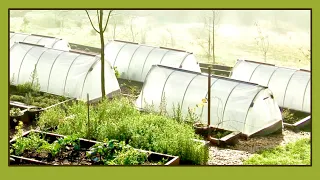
[282, 109, 301, 124]
[156, 158, 169, 165]
[10, 65, 69, 108]
[159, 93, 167, 116]
[172, 103, 183, 123]
[37, 106, 67, 131]
[24, 92, 34, 105]
[10, 95, 26, 102]
[11, 131, 81, 161]
[10, 108, 23, 117]
[114, 66, 120, 78]
[10, 73, 15, 85]
[87, 139, 125, 162]
[11, 130, 48, 156]
[106, 147, 148, 165]
[38, 97, 209, 164]
[128, 85, 138, 96]
[86, 139, 148, 165]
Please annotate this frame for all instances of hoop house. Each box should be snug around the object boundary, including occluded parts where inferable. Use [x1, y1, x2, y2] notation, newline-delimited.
[10, 31, 70, 51]
[104, 40, 201, 82]
[10, 42, 120, 102]
[136, 65, 282, 136]
[231, 60, 310, 113]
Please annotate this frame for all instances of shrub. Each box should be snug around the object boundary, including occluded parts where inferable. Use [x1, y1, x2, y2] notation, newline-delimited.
[10, 108, 23, 117]
[37, 106, 67, 131]
[10, 95, 26, 102]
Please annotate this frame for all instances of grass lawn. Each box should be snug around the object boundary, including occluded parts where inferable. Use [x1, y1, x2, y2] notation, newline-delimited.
[243, 138, 311, 165]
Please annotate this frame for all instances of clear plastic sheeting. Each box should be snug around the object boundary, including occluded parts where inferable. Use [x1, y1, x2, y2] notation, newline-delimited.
[104, 40, 201, 82]
[10, 32, 70, 51]
[136, 65, 282, 136]
[231, 60, 311, 113]
[10, 42, 120, 101]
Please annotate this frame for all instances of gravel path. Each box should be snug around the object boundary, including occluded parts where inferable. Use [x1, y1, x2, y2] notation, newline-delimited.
[207, 130, 311, 165]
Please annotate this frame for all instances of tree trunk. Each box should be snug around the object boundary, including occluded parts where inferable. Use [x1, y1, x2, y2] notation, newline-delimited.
[212, 11, 215, 65]
[208, 28, 211, 63]
[99, 10, 106, 98]
[113, 24, 117, 40]
[130, 18, 135, 42]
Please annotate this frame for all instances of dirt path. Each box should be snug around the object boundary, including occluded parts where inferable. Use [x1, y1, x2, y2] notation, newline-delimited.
[207, 130, 311, 165]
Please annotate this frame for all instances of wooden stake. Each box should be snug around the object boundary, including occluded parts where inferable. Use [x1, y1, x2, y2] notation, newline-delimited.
[208, 66, 211, 127]
[87, 93, 90, 137]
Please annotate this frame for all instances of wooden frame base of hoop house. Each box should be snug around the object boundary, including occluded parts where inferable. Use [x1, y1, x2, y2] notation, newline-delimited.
[193, 124, 241, 147]
[284, 115, 311, 132]
[239, 120, 283, 140]
[9, 130, 180, 166]
[280, 108, 310, 132]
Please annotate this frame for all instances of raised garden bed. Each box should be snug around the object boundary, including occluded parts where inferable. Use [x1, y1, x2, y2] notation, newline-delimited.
[10, 130, 180, 166]
[10, 85, 73, 109]
[118, 78, 143, 97]
[9, 85, 75, 127]
[193, 123, 241, 147]
[281, 108, 311, 132]
[9, 107, 28, 128]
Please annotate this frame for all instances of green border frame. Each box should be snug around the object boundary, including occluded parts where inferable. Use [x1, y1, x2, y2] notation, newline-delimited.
[2, 1, 317, 180]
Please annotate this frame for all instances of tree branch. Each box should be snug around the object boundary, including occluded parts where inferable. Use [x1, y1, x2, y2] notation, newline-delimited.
[96, 10, 100, 24]
[103, 10, 113, 33]
[85, 10, 100, 33]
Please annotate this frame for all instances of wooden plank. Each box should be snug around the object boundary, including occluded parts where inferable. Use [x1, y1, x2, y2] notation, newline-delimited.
[201, 68, 231, 77]
[199, 63, 233, 71]
[69, 43, 101, 54]
[242, 59, 275, 66]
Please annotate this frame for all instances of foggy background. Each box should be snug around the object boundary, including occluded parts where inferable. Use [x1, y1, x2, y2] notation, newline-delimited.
[10, 10, 311, 69]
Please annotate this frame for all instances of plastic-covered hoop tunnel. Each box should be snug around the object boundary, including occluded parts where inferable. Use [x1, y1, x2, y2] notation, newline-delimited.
[231, 60, 310, 113]
[10, 31, 70, 51]
[136, 65, 282, 136]
[104, 40, 201, 82]
[10, 42, 120, 102]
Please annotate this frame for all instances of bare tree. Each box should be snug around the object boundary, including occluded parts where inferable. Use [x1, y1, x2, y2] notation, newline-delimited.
[254, 22, 270, 62]
[199, 10, 220, 64]
[298, 47, 311, 61]
[166, 28, 175, 47]
[55, 10, 69, 33]
[21, 17, 30, 32]
[128, 15, 150, 43]
[109, 13, 123, 40]
[129, 16, 139, 42]
[86, 10, 113, 99]
[140, 27, 148, 44]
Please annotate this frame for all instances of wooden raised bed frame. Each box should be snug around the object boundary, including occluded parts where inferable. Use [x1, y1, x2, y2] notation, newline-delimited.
[9, 98, 76, 129]
[284, 115, 311, 132]
[193, 124, 241, 147]
[281, 108, 311, 132]
[9, 130, 180, 166]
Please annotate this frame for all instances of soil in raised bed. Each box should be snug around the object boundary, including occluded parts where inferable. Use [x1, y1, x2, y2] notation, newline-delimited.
[194, 124, 232, 139]
[281, 108, 309, 125]
[209, 128, 233, 139]
[118, 79, 142, 96]
[10, 85, 69, 108]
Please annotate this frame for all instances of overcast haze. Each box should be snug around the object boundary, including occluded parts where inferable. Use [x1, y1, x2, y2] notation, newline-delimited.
[10, 10, 311, 69]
